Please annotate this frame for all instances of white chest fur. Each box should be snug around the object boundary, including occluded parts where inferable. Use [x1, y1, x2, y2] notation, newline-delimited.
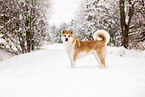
[64, 42, 75, 60]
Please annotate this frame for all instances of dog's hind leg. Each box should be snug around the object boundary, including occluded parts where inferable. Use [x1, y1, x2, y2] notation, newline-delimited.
[94, 52, 106, 68]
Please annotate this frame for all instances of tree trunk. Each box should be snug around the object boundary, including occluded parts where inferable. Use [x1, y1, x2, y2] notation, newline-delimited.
[19, 34, 26, 54]
[119, 0, 129, 49]
[122, 25, 129, 48]
[26, 30, 31, 52]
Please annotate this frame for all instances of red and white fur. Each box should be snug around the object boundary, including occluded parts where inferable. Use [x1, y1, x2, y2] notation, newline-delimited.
[61, 29, 110, 68]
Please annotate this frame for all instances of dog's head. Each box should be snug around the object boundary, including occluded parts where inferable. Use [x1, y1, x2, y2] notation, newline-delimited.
[61, 29, 75, 44]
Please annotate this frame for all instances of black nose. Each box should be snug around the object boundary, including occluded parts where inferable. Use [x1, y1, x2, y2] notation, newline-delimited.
[65, 38, 68, 41]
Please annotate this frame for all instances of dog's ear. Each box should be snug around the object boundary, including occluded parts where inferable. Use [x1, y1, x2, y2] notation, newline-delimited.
[70, 29, 73, 34]
[62, 29, 66, 34]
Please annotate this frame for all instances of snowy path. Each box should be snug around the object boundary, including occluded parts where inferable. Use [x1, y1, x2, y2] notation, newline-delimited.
[0, 44, 145, 97]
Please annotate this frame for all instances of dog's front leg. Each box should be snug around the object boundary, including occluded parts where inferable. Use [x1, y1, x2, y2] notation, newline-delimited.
[68, 55, 76, 68]
[71, 52, 78, 68]
[70, 56, 76, 68]
[71, 60, 76, 68]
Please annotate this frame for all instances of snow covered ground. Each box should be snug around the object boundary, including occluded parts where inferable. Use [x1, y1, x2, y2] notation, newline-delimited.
[0, 44, 145, 97]
[0, 49, 14, 61]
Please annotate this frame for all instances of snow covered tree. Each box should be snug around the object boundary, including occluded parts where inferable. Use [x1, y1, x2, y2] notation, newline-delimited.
[119, 0, 145, 49]
[72, 0, 88, 41]
[18, 0, 51, 52]
[0, 0, 22, 54]
[73, 0, 121, 45]
[73, 0, 144, 49]
[50, 25, 59, 43]
[0, 0, 51, 54]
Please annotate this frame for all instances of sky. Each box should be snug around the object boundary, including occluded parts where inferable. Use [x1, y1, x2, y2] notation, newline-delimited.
[49, 0, 81, 26]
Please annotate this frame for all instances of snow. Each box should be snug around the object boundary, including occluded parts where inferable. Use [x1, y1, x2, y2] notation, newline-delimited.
[0, 44, 145, 97]
[0, 49, 14, 61]
[108, 46, 145, 58]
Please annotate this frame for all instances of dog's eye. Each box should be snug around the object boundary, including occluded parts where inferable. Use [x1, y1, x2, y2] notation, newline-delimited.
[65, 35, 66, 37]
[70, 31, 73, 34]
[68, 36, 70, 37]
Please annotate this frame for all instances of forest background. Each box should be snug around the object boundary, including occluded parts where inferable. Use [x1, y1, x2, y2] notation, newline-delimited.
[0, 0, 145, 56]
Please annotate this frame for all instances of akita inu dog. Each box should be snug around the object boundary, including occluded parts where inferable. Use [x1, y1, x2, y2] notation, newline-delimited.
[61, 29, 110, 68]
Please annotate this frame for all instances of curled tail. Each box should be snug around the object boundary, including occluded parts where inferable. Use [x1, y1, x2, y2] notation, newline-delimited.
[93, 30, 110, 44]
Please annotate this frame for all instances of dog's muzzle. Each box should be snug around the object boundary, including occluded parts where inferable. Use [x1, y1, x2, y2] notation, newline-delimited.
[65, 38, 68, 41]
